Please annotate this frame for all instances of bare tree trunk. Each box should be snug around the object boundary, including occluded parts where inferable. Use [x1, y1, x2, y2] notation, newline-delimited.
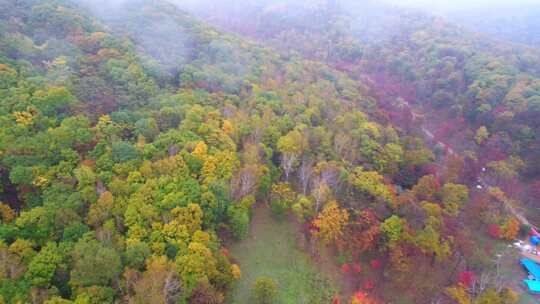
[299, 157, 313, 195]
[163, 272, 182, 304]
[281, 153, 296, 181]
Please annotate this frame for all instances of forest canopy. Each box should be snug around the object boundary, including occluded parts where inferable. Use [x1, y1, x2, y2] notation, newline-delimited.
[0, 0, 537, 303]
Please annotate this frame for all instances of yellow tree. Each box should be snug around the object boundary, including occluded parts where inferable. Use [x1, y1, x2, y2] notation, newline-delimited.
[13, 111, 34, 127]
[500, 218, 519, 240]
[222, 119, 234, 135]
[349, 167, 394, 203]
[445, 285, 471, 304]
[192, 141, 208, 160]
[167, 204, 203, 236]
[269, 182, 296, 216]
[0, 203, 15, 223]
[475, 126, 489, 145]
[231, 264, 241, 280]
[312, 201, 349, 245]
[176, 242, 218, 293]
[441, 183, 469, 216]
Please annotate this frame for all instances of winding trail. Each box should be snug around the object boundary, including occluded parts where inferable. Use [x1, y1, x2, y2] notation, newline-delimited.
[404, 95, 533, 228]
[363, 74, 534, 228]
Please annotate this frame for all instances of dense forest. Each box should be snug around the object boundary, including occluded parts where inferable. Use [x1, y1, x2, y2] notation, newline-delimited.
[0, 0, 538, 303]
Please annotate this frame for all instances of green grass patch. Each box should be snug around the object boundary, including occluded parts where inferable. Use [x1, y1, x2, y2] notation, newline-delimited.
[226, 205, 338, 304]
[519, 293, 540, 304]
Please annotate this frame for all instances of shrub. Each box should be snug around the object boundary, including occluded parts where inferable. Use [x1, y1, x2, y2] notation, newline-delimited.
[253, 276, 278, 304]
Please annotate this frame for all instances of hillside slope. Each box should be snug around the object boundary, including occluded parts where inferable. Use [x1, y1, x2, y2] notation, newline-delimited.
[0, 0, 530, 303]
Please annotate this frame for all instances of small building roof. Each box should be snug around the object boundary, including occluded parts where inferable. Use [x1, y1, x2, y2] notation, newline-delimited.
[521, 258, 540, 280]
[524, 279, 540, 294]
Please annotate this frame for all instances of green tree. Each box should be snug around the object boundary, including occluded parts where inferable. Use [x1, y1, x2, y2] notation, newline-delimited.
[9, 166, 34, 186]
[44, 296, 73, 304]
[49, 115, 93, 148]
[415, 224, 450, 261]
[33, 86, 77, 116]
[74, 165, 97, 203]
[70, 237, 122, 288]
[441, 183, 469, 215]
[124, 242, 151, 270]
[349, 167, 393, 203]
[253, 276, 278, 304]
[25, 242, 64, 287]
[135, 118, 160, 141]
[292, 195, 315, 221]
[112, 141, 139, 163]
[227, 205, 249, 239]
[380, 215, 405, 243]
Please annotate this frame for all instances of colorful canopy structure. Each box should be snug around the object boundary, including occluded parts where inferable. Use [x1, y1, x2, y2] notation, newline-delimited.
[524, 279, 540, 294]
[521, 258, 540, 280]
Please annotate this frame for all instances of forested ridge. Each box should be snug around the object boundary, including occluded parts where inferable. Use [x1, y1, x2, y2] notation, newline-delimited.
[191, 0, 540, 221]
[0, 0, 537, 303]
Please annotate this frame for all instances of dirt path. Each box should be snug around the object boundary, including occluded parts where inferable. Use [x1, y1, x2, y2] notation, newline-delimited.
[386, 86, 533, 228]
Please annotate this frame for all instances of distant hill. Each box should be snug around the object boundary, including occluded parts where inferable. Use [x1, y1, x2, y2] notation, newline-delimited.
[379, 0, 540, 48]
[447, 5, 540, 48]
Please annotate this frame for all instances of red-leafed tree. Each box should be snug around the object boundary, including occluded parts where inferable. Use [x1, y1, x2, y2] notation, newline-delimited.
[488, 224, 501, 239]
[370, 259, 381, 269]
[362, 279, 375, 290]
[458, 271, 475, 288]
[353, 263, 362, 273]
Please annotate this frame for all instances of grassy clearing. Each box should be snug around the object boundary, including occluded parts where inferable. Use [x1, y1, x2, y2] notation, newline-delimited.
[226, 204, 338, 304]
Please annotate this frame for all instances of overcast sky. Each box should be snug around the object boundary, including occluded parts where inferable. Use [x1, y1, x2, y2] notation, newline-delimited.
[380, 0, 540, 13]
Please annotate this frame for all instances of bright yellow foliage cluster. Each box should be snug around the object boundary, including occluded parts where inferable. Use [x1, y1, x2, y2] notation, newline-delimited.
[13, 111, 33, 126]
[231, 264, 241, 279]
[0, 203, 15, 223]
[313, 201, 349, 245]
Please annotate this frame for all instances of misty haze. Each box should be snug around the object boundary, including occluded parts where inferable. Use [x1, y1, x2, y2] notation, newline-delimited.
[1, 0, 540, 303]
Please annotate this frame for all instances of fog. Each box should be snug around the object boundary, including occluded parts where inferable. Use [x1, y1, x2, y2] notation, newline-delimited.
[381, 0, 540, 13]
[169, 0, 540, 47]
[379, 0, 540, 47]
[76, 0, 189, 76]
[77, 0, 540, 16]
[74, 0, 540, 51]
[175, 0, 540, 13]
